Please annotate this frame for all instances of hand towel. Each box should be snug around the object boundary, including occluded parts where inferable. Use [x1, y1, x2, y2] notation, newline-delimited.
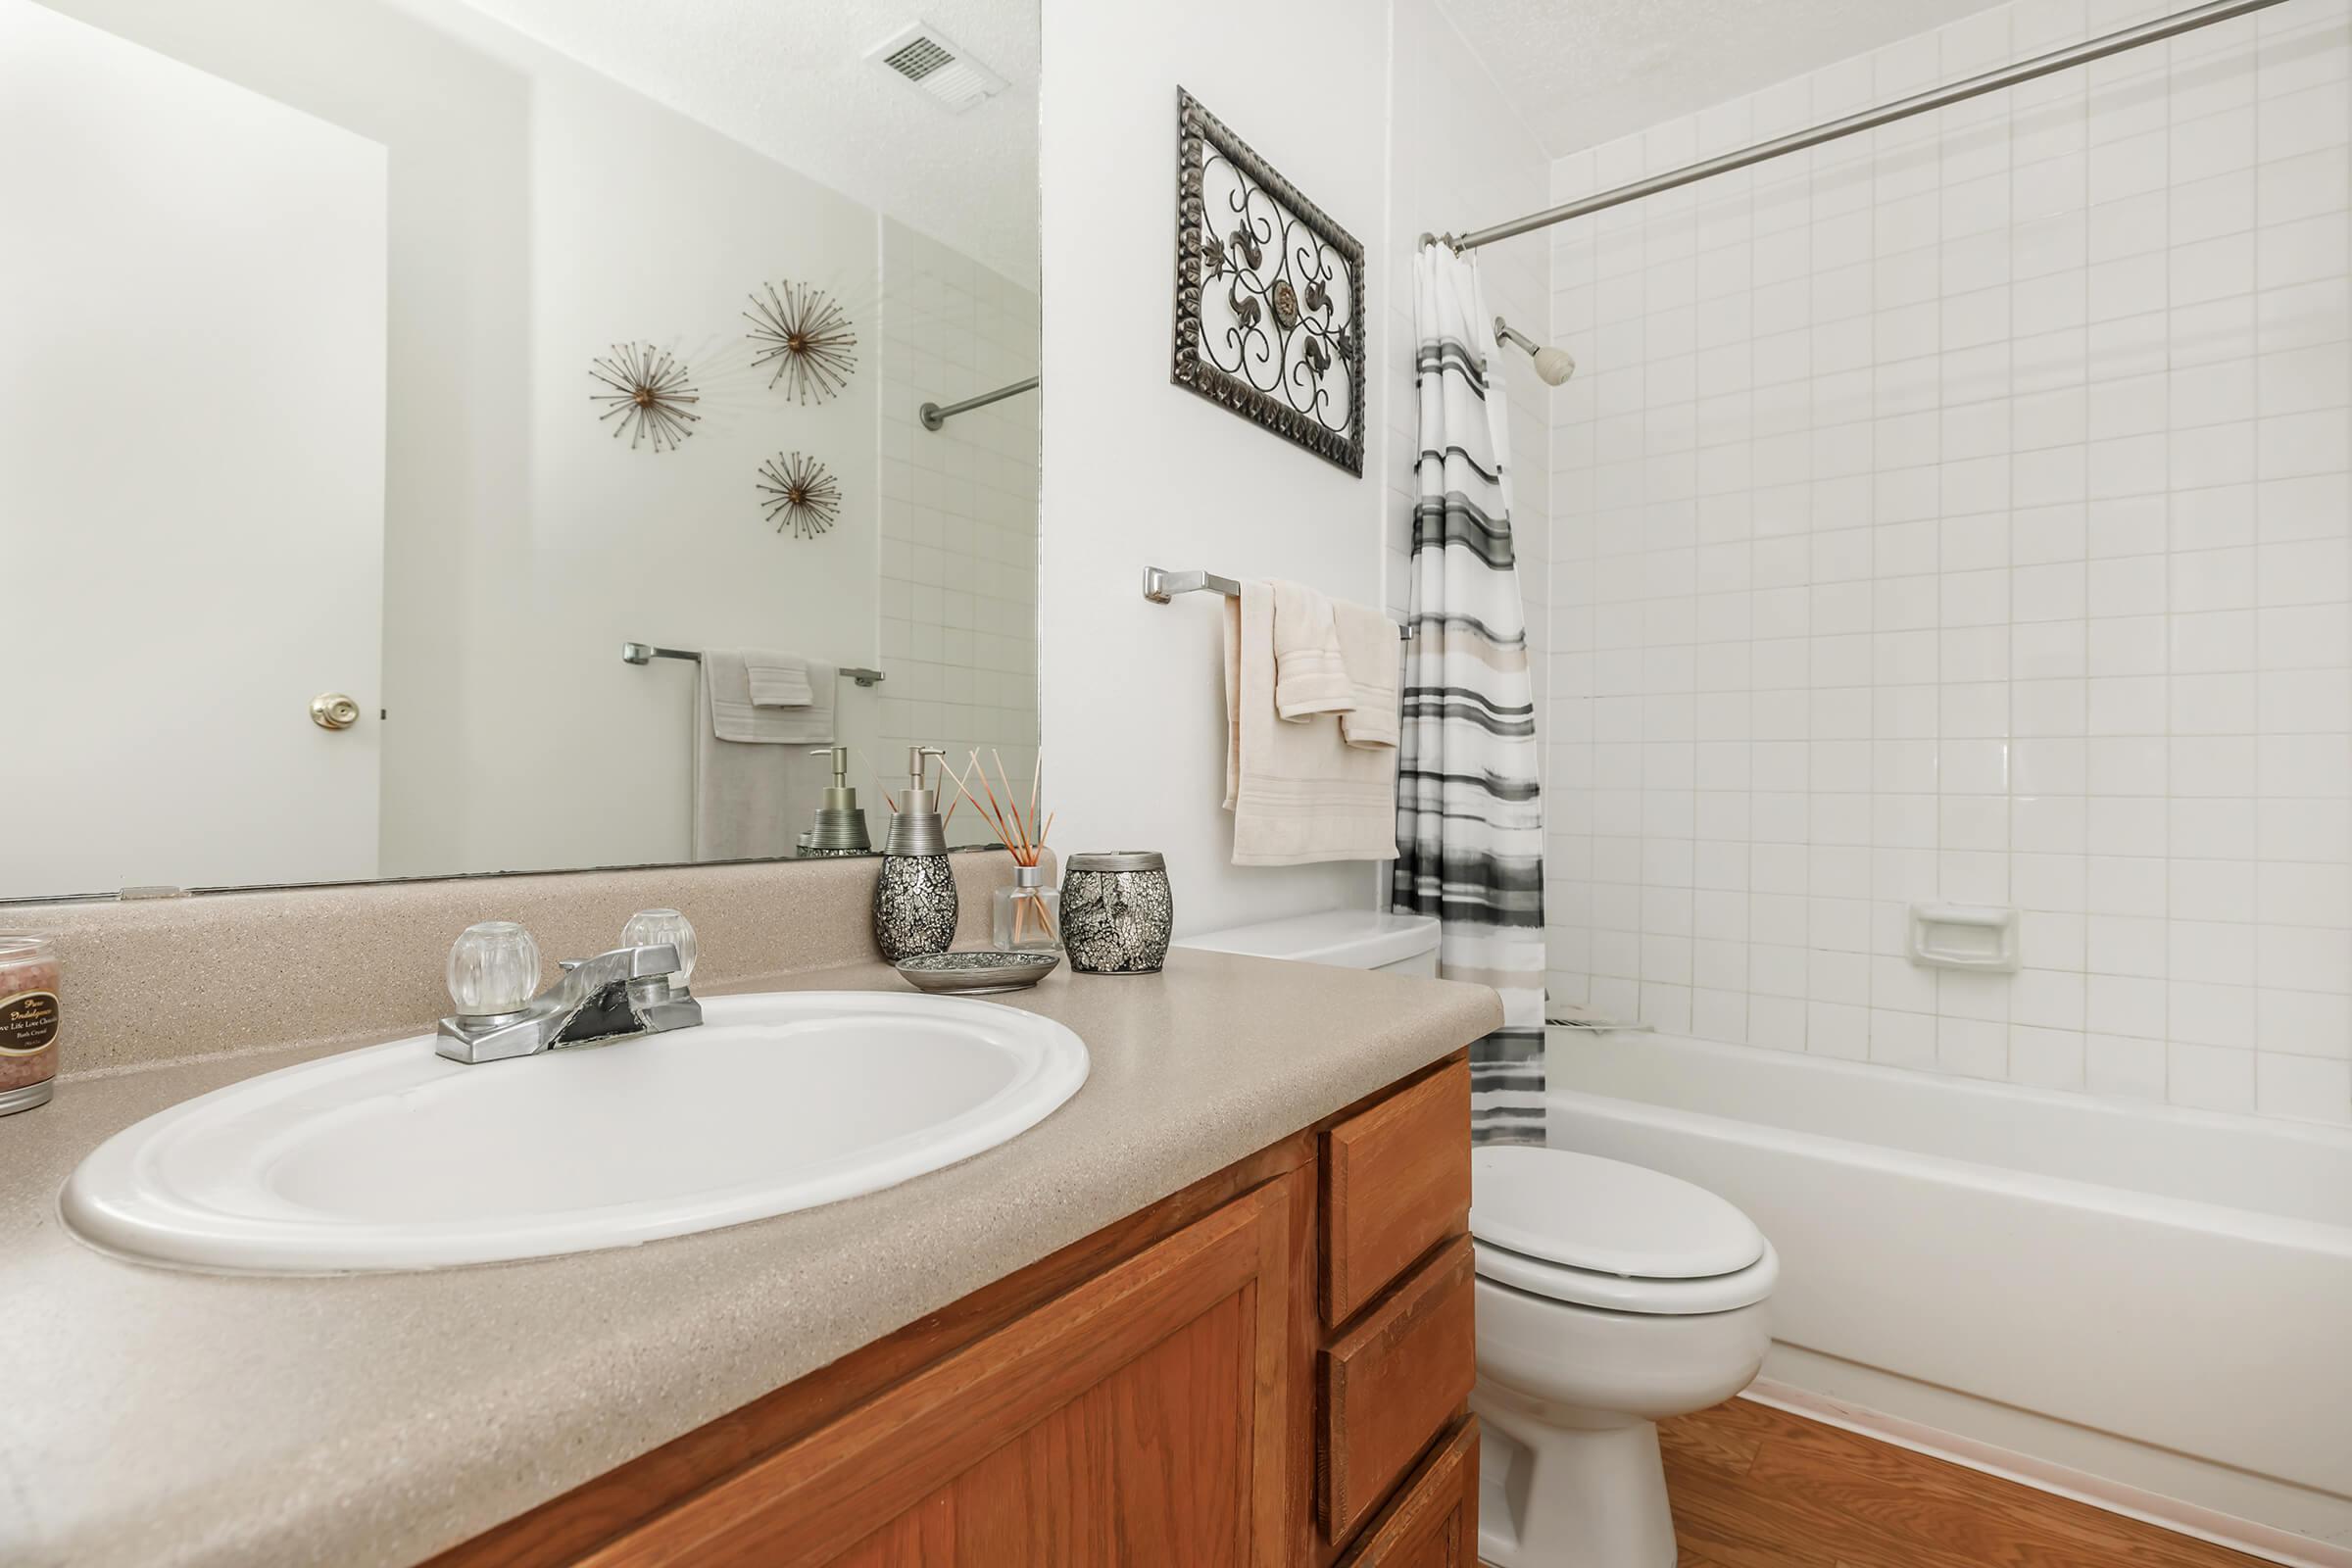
[1333, 600, 1399, 750]
[1224, 582, 1399, 865]
[745, 654, 814, 710]
[691, 652, 836, 862]
[1268, 579, 1353, 721]
[704, 650, 832, 743]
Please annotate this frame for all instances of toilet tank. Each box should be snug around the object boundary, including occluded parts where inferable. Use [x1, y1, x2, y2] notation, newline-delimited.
[1175, 909, 1442, 977]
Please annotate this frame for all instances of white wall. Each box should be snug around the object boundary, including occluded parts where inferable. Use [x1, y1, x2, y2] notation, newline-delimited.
[1037, 0, 1396, 935]
[1541, 0, 2352, 1124]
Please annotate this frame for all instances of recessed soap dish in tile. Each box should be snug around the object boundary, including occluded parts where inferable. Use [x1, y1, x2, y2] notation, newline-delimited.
[1906, 903, 2019, 972]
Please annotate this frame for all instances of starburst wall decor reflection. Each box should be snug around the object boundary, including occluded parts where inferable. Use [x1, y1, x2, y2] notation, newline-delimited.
[589, 343, 701, 452]
[745, 281, 858, 404]
[757, 451, 842, 539]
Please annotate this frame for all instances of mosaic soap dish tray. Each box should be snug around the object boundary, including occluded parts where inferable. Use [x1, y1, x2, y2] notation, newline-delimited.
[894, 950, 1061, 996]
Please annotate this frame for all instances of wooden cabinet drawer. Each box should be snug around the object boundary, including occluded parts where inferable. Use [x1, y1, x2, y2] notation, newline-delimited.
[1320, 1235, 1477, 1543]
[1336, 1417, 1479, 1567]
[1322, 1059, 1470, 1326]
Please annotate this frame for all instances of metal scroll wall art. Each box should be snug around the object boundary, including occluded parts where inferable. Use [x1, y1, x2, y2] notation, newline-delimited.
[1171, 87, 1364, 476]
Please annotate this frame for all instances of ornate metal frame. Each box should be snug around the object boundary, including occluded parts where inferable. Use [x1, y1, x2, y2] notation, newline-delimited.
[1171, 87, 1365, 476]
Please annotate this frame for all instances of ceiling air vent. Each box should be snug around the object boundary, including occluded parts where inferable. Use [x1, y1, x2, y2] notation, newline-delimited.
[867, 21, 1007, 114]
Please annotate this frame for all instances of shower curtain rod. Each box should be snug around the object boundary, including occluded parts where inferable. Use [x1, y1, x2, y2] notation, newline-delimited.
[919, 375, 1040, 432]
[1426, 0, 2294, 254]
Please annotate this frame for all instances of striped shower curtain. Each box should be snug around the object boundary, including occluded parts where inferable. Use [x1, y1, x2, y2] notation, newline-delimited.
[1393, 242, 1546, 1146]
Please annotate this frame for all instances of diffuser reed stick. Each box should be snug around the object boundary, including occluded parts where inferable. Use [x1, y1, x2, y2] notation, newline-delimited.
[944, 751, 1054, 946]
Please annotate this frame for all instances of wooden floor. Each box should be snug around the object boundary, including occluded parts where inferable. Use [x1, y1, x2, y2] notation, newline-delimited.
[1655, 1397, 2276, 1568]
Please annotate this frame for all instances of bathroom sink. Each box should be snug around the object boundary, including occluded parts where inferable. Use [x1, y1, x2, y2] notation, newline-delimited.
[61, 992, 1088, 1275]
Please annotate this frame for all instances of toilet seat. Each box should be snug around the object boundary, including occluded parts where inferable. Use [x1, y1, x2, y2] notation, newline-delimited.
[1470, 1147, 1779, 1316]
[1474, 1236, 1780, 1315]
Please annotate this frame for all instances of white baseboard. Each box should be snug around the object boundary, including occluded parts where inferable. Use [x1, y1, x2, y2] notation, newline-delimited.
[1742, 1375, 2352, 1568]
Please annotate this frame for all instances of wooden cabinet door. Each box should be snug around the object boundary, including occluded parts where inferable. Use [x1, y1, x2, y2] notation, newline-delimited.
[1337, 1419, 1479, 1568]
[582, 1172, 1306, 1568]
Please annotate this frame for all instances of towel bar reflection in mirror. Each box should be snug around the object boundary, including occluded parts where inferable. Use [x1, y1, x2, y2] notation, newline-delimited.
[619, 642, 885, 687]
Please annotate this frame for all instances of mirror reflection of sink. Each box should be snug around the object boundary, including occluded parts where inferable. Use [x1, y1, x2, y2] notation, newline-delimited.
[61, 992, 1088, 1275]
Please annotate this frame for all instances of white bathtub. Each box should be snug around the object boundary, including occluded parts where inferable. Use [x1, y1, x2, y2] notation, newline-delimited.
[1546, 1029, 2352, 1564]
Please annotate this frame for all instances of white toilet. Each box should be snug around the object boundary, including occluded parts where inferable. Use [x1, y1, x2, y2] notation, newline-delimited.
[1178, 908, 1778, 1568]
[1469, 1146, 1776, 1567]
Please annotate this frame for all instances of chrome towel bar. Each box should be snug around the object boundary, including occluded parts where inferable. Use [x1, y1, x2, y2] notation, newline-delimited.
[1142, 566, 1412, 639]
[620, 643, 885, 687]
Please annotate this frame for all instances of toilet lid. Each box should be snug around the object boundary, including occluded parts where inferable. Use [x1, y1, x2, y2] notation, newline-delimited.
[1470, 1147, 1767, 1281]
[1474, 1238, 1778, 1315]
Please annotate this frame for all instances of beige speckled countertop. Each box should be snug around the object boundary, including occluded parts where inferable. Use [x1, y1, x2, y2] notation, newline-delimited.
[0, 949, 1498, 1568]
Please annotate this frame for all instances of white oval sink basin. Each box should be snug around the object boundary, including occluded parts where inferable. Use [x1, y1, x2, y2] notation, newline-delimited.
[62, 991, 1088, 1275]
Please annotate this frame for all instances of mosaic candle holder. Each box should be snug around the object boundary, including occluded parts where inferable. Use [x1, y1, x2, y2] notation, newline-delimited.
[1059, 852, 1173, 975]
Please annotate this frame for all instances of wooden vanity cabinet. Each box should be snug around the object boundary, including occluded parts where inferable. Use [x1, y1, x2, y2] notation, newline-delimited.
[431, 1053, 1474, 1568]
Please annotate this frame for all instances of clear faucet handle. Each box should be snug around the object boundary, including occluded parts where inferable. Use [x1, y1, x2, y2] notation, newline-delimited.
[447, 920, 541, 1018]
[621, 907, 697, 984]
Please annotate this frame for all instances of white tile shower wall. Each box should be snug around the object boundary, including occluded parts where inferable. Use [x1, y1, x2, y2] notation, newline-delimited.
[877, 219, 1041, 842]
[1543, 0, 2352, 1124]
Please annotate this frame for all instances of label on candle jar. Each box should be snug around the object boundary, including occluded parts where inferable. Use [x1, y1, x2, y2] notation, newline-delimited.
[0, 991, 60, 1054]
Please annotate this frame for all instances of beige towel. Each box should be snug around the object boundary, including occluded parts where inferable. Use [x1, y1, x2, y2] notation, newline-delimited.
[1333, 601, 1400, 750]
[692, 653, 836, 862]
[1268, 579, 1352, 720]
[1224, 583, 1399, 865]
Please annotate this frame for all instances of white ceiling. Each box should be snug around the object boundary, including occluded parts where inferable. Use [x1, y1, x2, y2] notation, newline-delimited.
[432, 0, 1039, 286]
[1435, 0, 2012, 158]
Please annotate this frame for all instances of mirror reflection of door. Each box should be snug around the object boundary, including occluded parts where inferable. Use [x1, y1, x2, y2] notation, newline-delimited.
[0, 0, 389, 898]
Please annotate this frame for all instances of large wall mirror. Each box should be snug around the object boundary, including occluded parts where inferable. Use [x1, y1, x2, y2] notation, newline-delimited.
[1, 0, 1040, 902]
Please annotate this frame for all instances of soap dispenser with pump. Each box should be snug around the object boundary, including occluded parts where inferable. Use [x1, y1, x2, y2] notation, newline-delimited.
[874, 746, 956, 960]
[798, 746, 872, 857]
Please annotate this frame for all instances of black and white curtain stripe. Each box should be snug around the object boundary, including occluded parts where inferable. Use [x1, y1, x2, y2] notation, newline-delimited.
[1394, 243, 1548, 1146]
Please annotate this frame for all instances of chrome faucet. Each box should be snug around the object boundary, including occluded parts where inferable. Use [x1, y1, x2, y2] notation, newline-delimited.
[435, 916, 704, 1064]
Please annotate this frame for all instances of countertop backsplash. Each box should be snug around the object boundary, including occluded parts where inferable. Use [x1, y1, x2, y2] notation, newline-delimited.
[13, 853, 1044, 1077]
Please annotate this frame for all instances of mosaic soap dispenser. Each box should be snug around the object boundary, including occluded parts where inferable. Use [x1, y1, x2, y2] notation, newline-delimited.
[873, 746, 957, 961]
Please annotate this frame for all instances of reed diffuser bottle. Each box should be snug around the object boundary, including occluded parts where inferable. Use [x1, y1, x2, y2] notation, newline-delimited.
[994, 863, 1059, 954]
[943, 749, 1056, 953]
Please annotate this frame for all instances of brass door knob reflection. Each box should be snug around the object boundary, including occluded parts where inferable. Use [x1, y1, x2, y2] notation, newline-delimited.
[311, 692, 362, 731]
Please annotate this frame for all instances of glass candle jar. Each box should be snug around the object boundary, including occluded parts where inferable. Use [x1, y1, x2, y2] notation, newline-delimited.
[0, 936, 62, 1115]
[993, 863, 1061, 954]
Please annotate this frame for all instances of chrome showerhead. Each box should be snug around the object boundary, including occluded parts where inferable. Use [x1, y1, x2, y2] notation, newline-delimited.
[1494, 315, 1576, 386]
